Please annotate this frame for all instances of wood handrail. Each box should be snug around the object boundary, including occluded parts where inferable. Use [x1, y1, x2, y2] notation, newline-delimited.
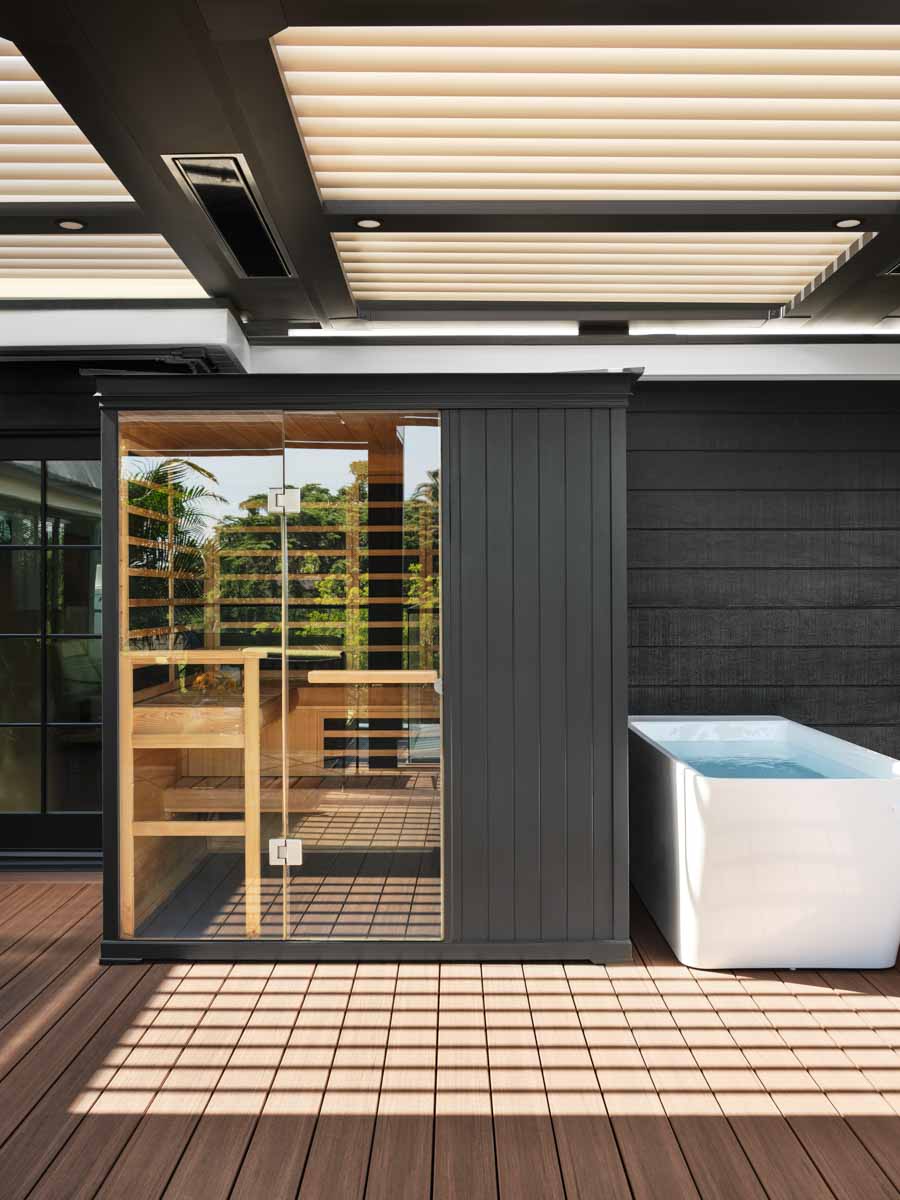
[307, 669, 438, 684]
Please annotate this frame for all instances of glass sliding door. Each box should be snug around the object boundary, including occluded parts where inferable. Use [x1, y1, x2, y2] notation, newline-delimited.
[0, 452, 102, 855]
[117, 408, 442, 942]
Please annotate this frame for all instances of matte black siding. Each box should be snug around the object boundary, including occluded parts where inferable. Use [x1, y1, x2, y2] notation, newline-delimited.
[445, 407, 628, 946]
[628, 382, 900, 757]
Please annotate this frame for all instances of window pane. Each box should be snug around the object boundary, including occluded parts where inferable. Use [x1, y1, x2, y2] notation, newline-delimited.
[46, 548, 102, 634]
[46, 726, 101, 812]
[48, 638, 102, 722]
[0, 461, 41, 545]
[0, 549, 41, 633]
[46, 461, 102, 545]
[0, 638, 40, 722]
[0, 727, 40, 812]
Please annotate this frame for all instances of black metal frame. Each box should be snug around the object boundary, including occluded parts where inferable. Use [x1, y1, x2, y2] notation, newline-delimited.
[9, 4, 900, 330]
[99, 372, 634, 963]
[0, 433, 103, 859]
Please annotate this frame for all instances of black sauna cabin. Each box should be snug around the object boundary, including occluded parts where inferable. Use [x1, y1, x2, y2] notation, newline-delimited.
[99, 373, 634, 962]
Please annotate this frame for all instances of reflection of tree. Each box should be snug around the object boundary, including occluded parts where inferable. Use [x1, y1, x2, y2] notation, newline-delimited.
[411, 468, 439, 505]
[126, 459, 223, 643]
[127, 458, 440, 669]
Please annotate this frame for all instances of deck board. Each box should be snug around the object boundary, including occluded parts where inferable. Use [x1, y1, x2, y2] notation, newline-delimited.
[3, 874, 900, 1199]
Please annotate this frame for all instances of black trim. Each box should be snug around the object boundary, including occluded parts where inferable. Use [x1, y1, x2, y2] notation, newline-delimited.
[96, 372, 637, 409]
[0, 850, 101, 869]
[325, 200, 900, 231]
[101, 408, 120, 940]
[100, 937, 633, 964]
[202, 2, 900, 31]
[354, 302, 779, 322]
[0, 201, 157, 236]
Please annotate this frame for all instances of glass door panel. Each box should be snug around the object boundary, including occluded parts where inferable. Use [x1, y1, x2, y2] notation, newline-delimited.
[117, 408, 443, 943]
[282, 412, 443, 940]
[118, 412, 289, 939]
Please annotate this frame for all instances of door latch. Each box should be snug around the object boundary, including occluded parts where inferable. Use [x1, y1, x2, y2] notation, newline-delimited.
[269, 837, 303, 866]
[266, 486, 302, 514]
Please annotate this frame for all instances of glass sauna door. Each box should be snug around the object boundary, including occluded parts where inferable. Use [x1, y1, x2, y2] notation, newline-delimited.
[117, 410, 442, 942]
[282, 413, 442, 940]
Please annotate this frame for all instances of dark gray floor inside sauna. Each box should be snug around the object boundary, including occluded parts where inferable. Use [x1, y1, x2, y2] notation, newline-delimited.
[136, 848, 442, 941]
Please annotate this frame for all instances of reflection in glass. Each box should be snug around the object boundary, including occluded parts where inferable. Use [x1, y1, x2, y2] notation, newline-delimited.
[0, 461, 40, 545]
[46, 460, 102, 545]
[0, 549, 41, 633]
[118, 412, 442, 941]
[122, 442, 282, 651]
[0, 638, 40, 722]
[0, 726, 40, 812]
[46, 548, 102, 634]
[48, 638, 102, 722]
[47, 726, 101, 812]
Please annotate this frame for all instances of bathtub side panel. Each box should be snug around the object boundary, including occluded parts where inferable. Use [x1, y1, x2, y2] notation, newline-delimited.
[685, 778, 900, 968]
[629, 729, 688, 959]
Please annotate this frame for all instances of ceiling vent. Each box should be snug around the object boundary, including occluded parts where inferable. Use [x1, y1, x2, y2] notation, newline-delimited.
[165, 154, 292, 277]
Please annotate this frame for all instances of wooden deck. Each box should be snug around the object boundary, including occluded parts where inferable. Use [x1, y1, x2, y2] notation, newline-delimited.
[2, 873, 900, 1199]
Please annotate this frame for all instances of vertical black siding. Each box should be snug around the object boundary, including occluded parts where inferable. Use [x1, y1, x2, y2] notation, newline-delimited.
[628, 383, 900, 758]
[447, 405, 627, 946]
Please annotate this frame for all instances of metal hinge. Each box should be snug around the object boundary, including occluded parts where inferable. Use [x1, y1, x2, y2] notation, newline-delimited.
[267, 486, 302, 514]
[268, 837, 303, 866]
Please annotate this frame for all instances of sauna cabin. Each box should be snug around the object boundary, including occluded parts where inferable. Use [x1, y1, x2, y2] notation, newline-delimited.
[101, 374, 632, 962]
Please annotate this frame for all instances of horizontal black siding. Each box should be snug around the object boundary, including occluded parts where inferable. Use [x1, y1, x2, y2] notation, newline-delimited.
[628, 382, 900, 758]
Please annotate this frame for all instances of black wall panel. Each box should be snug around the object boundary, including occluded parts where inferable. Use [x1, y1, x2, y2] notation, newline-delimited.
[446, 406, 628, 948]
[628, 382, 900, 759]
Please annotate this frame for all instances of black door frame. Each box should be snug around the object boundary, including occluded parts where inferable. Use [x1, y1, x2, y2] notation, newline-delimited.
[99, 373, 635, 962]
[0, 432, 102, 866]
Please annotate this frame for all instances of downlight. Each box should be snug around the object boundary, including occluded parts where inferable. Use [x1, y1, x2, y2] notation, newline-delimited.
[165, 154, 292, 277]
[835, 218, 863, 229]
[56, 219, 85, 231]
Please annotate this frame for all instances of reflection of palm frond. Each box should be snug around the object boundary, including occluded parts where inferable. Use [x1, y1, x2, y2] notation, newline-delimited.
[411, 469, 439, 504]
[129, 458, 225, 543]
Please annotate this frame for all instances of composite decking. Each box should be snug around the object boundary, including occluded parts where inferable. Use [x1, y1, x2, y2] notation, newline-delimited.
[2, 872, 900, 1199]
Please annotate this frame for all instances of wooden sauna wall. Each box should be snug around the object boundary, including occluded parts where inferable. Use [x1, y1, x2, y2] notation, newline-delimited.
[121, 463, 210, 927]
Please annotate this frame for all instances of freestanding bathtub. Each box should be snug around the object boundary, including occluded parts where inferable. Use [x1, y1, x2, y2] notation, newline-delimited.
[629, 716, 900, 969]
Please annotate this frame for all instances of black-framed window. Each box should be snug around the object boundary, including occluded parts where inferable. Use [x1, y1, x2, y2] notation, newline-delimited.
[0, 459, 101, 816]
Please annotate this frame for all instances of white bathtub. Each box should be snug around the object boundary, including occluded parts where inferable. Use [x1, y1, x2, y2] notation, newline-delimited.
[629, 716, 900, 969]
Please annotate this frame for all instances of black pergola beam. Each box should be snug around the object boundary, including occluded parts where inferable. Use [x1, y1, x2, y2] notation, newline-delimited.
[0, 202, 158, 236]
[355, 301, 778, 322]
[326, 202, 899, 236]
[271, 1, 900, 26]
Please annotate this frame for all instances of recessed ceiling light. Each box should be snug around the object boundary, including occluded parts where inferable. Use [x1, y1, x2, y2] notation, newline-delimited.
[356, 218, 381, 230]
[835, 218, 862, 229]
[56, 218, 85, 231]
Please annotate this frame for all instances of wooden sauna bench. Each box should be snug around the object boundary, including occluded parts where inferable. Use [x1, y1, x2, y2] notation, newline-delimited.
[133, 678, 293, 740]
[162, 773, 441, 814]
[159, 666, 440, 815]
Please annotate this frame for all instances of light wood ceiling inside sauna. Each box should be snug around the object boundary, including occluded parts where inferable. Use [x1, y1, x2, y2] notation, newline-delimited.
[120, 411, 439, 454]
